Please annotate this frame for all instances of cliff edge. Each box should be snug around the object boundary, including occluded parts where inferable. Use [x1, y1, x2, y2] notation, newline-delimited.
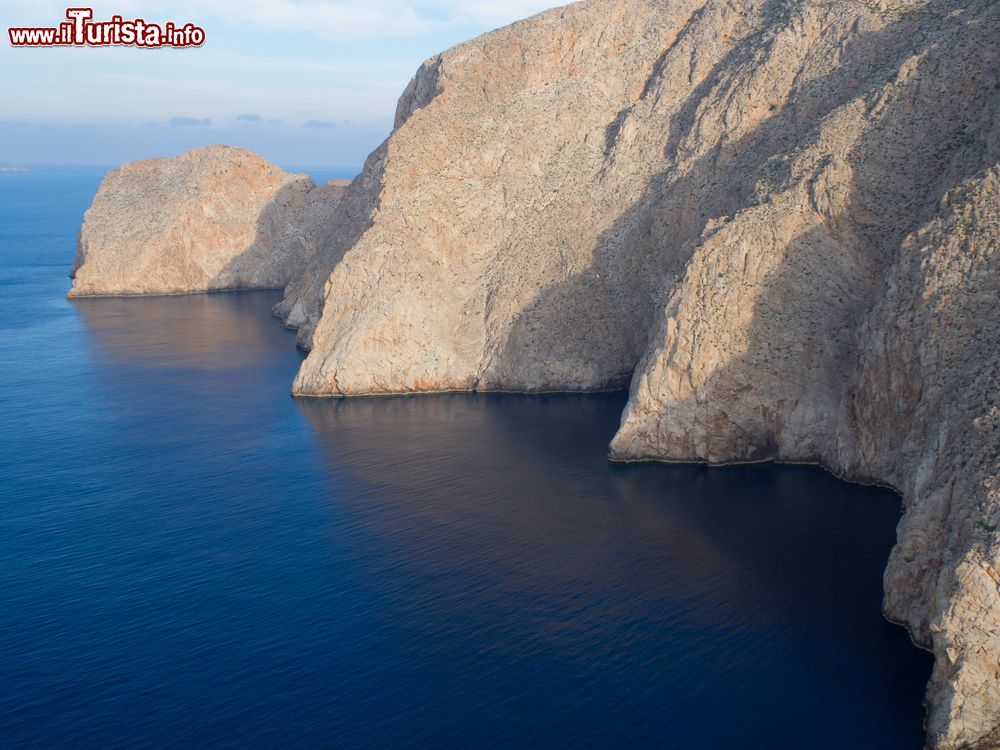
[289, 1, 999, 746]
[68, 145, 319, 297]
[72, 1, 999, 746]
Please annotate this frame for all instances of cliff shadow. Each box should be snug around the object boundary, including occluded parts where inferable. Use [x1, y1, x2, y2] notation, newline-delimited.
[268, 146, 388, 346]
[206, 144, 387, 349]
[206, 178, 324, 293]
[490, 0, 989, 395]
[490, 1, 1000, 742]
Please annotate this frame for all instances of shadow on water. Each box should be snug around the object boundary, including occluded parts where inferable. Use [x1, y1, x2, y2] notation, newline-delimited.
[295, 392, 934, 749]
[0, 172, 934, 748]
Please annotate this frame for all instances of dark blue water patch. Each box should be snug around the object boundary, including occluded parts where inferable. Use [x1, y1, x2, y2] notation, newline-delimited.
[0, 167, 932, 749]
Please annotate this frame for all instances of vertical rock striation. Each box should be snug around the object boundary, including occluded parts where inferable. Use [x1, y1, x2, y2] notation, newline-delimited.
[69, 1, 998, 746]
[286, 2, 999, 746]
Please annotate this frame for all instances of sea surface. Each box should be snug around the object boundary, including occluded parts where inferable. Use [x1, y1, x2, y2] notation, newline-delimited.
[0, 166, 933, 748]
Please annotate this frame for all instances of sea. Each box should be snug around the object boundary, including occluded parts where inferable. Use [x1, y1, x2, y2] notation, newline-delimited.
[0, 166, 932, 748]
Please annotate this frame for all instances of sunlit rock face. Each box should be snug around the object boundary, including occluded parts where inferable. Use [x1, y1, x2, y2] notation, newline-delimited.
[71, 1, 999, 746]
[287, 2, 999, 747]
[69, 145, 317, 298]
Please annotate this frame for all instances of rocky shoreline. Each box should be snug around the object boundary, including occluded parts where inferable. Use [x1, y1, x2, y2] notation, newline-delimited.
[69, 1, 999, 747]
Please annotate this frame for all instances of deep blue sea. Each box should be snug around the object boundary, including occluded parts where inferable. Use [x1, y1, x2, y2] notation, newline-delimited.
[0, 166, 932, 749]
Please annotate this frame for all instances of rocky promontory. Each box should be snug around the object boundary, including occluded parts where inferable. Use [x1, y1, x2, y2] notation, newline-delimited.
[68, 145, 319, 297]
[69, 1, 999, 747]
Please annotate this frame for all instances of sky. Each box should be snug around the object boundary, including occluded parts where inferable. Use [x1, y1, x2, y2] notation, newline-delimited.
[1, 1, 566, 169]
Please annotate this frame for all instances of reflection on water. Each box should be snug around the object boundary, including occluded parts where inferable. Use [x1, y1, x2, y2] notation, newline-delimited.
[72, 292, 298, 370]
[2, 282, 932, 750]
[297, 395, 903, 640]
[294, 392, 932, 749]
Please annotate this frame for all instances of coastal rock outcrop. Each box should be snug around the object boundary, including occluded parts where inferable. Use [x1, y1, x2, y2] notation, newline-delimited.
[73, 0, 999, 746]
[285, 1, 999, 747]
[272, 150, 384, 346]
[69, 145, 316, 297]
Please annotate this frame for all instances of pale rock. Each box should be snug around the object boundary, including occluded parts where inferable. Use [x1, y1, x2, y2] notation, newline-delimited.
[72, 1, 1000, 746]
[289, 1, 1000, 746]
[273, 149, 384, 346]
[69, 145, 316, 297]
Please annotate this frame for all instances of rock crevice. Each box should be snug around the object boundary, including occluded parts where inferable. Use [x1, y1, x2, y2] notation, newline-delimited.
[69, 2, 999, 747]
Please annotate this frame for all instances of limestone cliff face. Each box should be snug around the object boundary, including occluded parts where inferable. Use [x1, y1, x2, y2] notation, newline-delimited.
[291, 0, 694, 392]
[272, 151, 384, 346]
[286, 1, 999, 747]
[71, 0, 998, 746]
[69, 146, 316, 297]
[870, 168, 1000, 750]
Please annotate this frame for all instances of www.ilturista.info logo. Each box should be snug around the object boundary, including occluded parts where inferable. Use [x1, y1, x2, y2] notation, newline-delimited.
[9, 8, 205, 48]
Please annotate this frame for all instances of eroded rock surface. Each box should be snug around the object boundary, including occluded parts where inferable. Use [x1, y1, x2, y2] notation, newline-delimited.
[72, 1, 998, 746]
[273, 150, 384, 347]
[69, 145, 315, 297]
[287, 1, 999, 747]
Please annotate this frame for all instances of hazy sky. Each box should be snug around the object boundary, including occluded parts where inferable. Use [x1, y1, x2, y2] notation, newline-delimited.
[1, 1, 565, 169]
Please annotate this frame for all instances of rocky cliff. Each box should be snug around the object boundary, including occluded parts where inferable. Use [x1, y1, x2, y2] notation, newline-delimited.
[273, 150, 384, 345]
[72, 1, 999, 747]
[69, 145, 320, 297]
